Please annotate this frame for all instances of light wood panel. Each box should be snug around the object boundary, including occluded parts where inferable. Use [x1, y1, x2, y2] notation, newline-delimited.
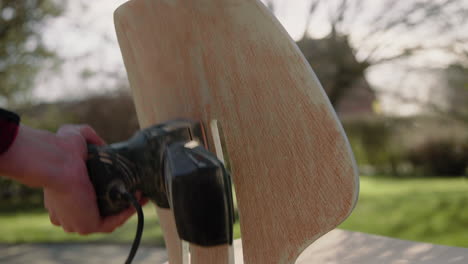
[114, 0, 359, 263]
[156, 208, 186, 264]
[190, 244, 233, 264]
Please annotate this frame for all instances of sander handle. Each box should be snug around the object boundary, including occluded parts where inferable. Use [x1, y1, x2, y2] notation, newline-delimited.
[86, 143, 138, 216]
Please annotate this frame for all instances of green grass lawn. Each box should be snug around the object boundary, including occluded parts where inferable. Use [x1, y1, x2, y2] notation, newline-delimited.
[1, 176, 468, 247]
[0, 205, 167, 245]
[339, 176, 468, 247]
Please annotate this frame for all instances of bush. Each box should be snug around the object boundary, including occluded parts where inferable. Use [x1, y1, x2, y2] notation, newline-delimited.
[342, 115, 468, 177]
[0, 177, 43, 212]
[71, 92, 139, 142]
[342, 117, 406, 176]
[408, 139, 468, 177]
[20, 105, 78, 132]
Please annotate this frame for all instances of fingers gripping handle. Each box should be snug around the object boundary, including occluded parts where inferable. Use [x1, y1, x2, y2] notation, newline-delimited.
[85, 119, 234, 247]
[87, 144, 144, 264]
[86, 144, 138, 216]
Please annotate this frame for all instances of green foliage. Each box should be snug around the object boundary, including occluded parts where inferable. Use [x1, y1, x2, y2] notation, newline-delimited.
[0, 0, 65, 105]
[344, 116, 468, 177]
[343, 118, 392, 165]
[0, 177, 43, 209]
[408, 139, 468, 177]
[21, 104, 78, 132]
[343, 117, 405, 175]
[340, 176, 468, 247]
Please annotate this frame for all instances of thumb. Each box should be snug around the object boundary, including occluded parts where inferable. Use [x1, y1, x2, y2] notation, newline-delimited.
[77, 125, 106, 146]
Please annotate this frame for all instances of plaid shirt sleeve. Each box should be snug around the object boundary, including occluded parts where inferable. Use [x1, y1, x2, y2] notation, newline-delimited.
[0, 108, 20, 156]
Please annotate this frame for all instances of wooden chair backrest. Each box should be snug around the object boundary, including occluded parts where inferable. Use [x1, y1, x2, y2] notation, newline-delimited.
[114, 0, 359, 263]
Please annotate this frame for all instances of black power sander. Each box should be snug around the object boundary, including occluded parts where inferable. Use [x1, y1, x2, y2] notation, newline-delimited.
[86, 119, 234, 263]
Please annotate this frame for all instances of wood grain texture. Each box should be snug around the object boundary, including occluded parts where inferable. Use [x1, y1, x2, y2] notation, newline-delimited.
[156, 208, 186, 264]
[190, 244, 233, 264]
[114, 0, 359, 263]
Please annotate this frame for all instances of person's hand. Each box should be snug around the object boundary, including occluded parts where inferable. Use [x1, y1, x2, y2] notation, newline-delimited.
[43, 124, 146, 235]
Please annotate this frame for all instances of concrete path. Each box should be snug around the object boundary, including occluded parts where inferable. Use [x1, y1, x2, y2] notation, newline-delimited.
[0, 243, 167, 264]
[3, 230, 468, 263]
[232, 230, 468, 264]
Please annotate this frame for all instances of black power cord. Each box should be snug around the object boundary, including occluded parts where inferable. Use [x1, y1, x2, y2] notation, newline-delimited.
[122, 192, 144, 264]
[110, 183, 144, 264]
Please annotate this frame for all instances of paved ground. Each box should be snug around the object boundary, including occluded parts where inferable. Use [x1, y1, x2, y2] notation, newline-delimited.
[0, 243, 167, 264]
[2, 230, 468, 263]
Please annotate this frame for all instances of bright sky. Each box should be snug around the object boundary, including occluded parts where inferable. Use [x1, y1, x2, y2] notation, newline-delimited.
[34, 0, 460, 115]
[36, 0, 128, 100]
[35, 0, 337, 101]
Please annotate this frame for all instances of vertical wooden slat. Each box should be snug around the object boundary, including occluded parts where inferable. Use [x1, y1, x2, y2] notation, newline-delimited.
[156, 208, 187, 264]
[190, 244, 233, 264]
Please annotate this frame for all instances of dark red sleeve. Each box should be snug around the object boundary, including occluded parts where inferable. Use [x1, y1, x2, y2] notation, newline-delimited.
[0, 108, 20, 156]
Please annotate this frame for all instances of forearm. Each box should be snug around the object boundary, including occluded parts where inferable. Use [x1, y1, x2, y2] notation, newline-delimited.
[0, 125, 66, 189]
[0, 117, 135, 234]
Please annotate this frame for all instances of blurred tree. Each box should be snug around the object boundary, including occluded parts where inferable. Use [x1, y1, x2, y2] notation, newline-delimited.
[444, 64, 468, 122]
[0, 0, 65, 107]
[296, 33, 375, 117]
[0, 0, 66, 206]
[264, 0, 468, 113]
